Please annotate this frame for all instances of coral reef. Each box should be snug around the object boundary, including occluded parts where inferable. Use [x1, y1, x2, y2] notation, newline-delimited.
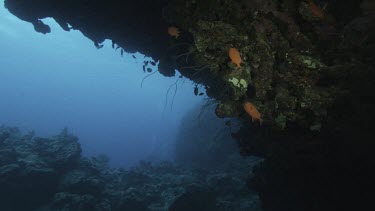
[0, 126, 261, 211]
[3, 0, 375, 210]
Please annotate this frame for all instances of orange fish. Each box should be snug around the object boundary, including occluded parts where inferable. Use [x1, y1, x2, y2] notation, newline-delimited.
[168, 26, 180, 38]
[229, 48, 242, 68]
[243, 102, 263, 125]
[308, 0, 325, 20]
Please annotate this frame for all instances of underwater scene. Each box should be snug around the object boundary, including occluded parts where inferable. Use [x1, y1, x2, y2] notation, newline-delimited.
[1, 0, 374, 211]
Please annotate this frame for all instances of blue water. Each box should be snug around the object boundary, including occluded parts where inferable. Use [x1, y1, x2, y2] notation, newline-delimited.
[0, 2, 205, 168]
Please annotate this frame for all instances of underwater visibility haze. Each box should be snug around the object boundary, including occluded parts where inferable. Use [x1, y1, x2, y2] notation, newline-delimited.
[1, 0, 375, 210]
[0, 3, 208, 168]
[0, 1, 259, 210]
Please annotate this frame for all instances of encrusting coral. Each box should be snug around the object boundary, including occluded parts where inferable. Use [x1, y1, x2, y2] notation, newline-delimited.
[0, 126, 262, 211]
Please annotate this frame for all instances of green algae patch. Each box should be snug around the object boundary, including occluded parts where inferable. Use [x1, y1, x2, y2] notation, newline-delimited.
[300, 55, 323, 70]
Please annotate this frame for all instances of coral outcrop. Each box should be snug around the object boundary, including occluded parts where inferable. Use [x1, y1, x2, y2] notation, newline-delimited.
[3, 0, 375, 210]
[0, 127, 261, 211]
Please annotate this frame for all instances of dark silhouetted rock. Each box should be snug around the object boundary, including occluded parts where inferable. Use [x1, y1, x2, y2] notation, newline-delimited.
[33, 129, 82, 171]
[0, 126, 260, 211]
[0, 148, 17, 166]
[116, 196, 150, 211]
[47, 192, 111, 211]
[59, 170, 105, 196]
[168, 184, 217, 211]
[0, 130, 10, 145]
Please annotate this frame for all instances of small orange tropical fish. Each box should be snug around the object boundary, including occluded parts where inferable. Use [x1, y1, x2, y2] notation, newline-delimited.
[229, 48, 242, 68]
[243, 102, 263, 125]
[168, 26, 180, 38]
[308, 0, 325, 20]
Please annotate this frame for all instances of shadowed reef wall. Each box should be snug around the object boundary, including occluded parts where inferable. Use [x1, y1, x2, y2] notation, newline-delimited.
[3, 0, 375, 210]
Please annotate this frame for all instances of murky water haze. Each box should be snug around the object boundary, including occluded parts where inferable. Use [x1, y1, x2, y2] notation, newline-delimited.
[0, 3, 207, 168]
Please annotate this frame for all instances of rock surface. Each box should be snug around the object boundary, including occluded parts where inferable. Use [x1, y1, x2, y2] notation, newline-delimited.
[3, 0, 375, 210]
[0, 126, 261, 211]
